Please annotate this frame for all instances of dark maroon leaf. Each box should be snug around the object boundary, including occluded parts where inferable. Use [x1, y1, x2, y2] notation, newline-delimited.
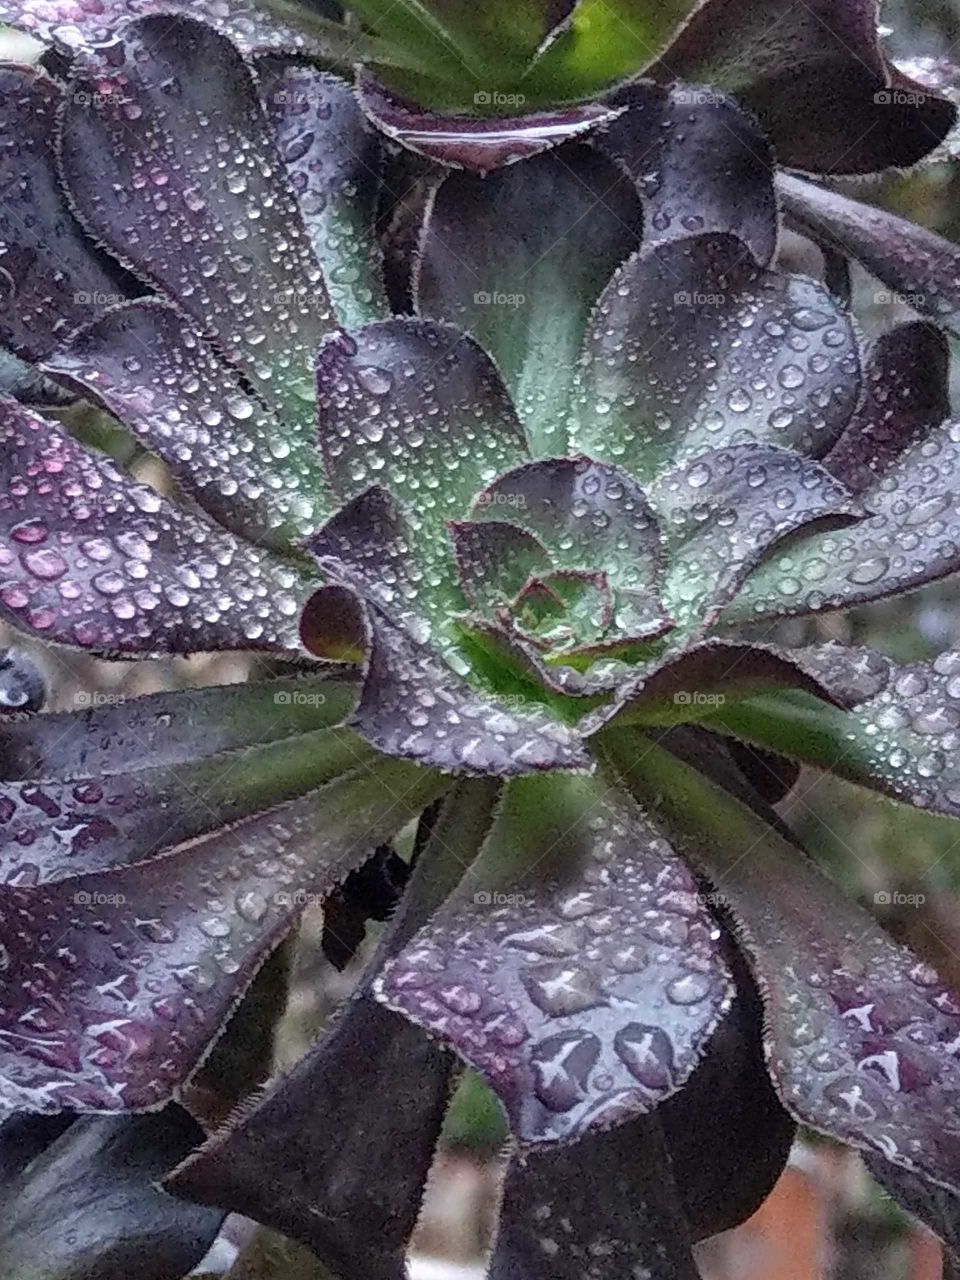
[780, 174, 960, 336]
[259, 59, 388, 330]
[581, 639, 848, 735]
[655, 0, 956, 173]
[0, 675, 355, 781]
[726, 739, 800, 806]
[43, 299, 331, 551]
[472, 457, 671, 642]
[315, 320, 527, 576]
[0, 759, 443, 1113]
[377, 773, 732, 1144]
[728, 418, 960, 622]
[596, 80, 778, 266]
[489, 1118, 700, 1280]
[0, 0, 330, 55]
[653, 442, 863, 630]
[712, 644, 960, 821]
[614, 733, 960, 1202]
[450, 520, 552, 614]
[59, 16, 335, 425]
[414, 147, 643, 455]
[169, 781, 498, 1280]
[659, 943, 795, 1240]
[358, 72, 621, 173]
[0, 647, 44, 715]
[321, 844, 409, 970]
[0, 397, 312, 655]
[0, 1107, 223, 1280]
[301, 582, 590, 775]
[824, 322, 951, 494]
[0, 66, 132, 363]
[572, 233, 861, 481]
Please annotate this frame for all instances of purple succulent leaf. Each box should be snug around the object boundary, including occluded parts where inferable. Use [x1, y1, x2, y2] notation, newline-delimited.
[0, 758, 444, 1113]
[0, 66, 134, 363]
[660, 945, 795, 1240]
[727, 418, 960, 622]
[316, 319, 528, 590]
[595, 80, 778, 267]
[377, 773, 733, 1144]
[613, 733, 960, 1201]
[58, 16, 336, 427]
[457, 616, 615, 698]
[571, 233, 862, 481]
[259, 60, 389, 331]
[43, 300, 331, 552]
[0, 1108, 223, 1279]
[357, 72, 622, 174]
[512, 568, 615, 653]
[712, 643, 960, 821]
[653, 442, 863, 630]
[450, 520, 553, 614]
[168, 781, 497, 1280]
[489, 1118, 700, 1280]
[581, 639, 849, 735]
[0, 0, 332, 55]
[0, 674, 356, 781]
[654, 0, 956, 173]
[301, 582, 591, 775]
[0, 397, 312, 655]
[780, 174, 960, 337]
[414, 148, 643, 456]
[824, 322, 951, 494]
[0, 725, 371, 885]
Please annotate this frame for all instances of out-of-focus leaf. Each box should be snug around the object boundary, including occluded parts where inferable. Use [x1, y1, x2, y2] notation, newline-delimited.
[824, 322, 951, 494]
[358, 73, 620, 172]
[660, 944, 795, 1240]
[0, 397, 313, 655]
[59, 16, 335, 426]
[169, 781, 498, 1280]
[572, 233, 861, 481]
[377, 772, 732, 1144]
[0, 758, 444, 1113]
[595, 80, 778, 266]
[0, 646, 44, 715]
[655, 0, 956, 173]
[653, 442, 862, 630]
[0, 350, 73, 409]
[709, 644, 960, 822]
[0, 1106, 223, 1280]
[780, 175, 960, 336]
[44, 300, 331, 552]
[0, 67, 132, 363]
[415, 147, 643, 455]
[260, 60, 389, 330]
[610, 732, 960, 1202]
[866, 1156, 960, 1274]
[489, 1116, 700, 1279]
[321, 843, 409, 970]
[727, 418, 960, 623]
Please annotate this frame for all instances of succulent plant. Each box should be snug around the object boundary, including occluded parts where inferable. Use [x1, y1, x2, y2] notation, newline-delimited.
[1, 1, 960, 1277]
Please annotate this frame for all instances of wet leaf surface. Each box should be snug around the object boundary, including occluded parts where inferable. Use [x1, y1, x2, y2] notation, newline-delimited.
[378, 773, 732, 1144]
[572, 233, 861, 481]
[0, 1106, 223, 1280]
[415, 148, 643, 455]
[0, 397, 312, 655]
[59, 16, 335, 426]
[0, 67, 133, 362]
[656, 0, 956, 172]
[596, 80, 778, 266]
[824, 322, 951, 493]
[0, 759, 442, 1112]
[260, 60, 388, 330]
[44, 300, 331, 552]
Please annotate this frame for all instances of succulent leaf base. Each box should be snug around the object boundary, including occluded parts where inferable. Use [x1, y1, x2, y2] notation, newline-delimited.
[0, 0, 959, 1276]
